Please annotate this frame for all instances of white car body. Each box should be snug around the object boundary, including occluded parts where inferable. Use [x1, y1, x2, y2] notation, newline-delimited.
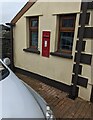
[0, 59, 54, 119]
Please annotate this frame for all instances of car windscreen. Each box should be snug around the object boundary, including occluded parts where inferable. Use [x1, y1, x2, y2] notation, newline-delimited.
[0, 62, 9, 81]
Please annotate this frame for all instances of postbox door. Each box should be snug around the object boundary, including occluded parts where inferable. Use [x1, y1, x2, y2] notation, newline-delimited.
[42, 31, 50, 57]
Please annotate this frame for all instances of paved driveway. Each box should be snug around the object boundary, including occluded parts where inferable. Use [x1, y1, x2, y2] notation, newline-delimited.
[16, 73, 93, 119]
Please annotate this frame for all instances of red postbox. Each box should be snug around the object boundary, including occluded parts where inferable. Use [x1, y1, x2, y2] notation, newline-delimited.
[42, 31, 50, 57]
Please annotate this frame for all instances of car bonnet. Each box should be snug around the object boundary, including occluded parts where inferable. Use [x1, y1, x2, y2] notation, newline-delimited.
[0, 71, 45, 118]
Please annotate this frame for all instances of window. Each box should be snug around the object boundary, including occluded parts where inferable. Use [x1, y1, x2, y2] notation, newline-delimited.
[29, 17, 38, 49]
[0, 62, 9, 80]
[58, 14, 76, 54]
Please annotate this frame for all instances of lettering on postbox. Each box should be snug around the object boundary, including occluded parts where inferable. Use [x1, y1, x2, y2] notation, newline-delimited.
[42, 31, 50, 57]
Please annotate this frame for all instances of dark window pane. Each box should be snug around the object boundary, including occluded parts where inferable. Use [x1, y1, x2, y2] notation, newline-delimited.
[59, 32, 74, 51]
[62, 18, 74, 27]
[31, 20, 38, 27]
[31, 32, 38, 47]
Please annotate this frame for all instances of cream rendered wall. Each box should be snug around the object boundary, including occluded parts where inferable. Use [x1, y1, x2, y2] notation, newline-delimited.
[14, 2, 81, 85]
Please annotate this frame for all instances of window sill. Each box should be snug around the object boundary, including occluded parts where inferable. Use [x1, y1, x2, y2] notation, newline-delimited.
[50, 52, 73, 59]
[23, 48, 40, 55]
